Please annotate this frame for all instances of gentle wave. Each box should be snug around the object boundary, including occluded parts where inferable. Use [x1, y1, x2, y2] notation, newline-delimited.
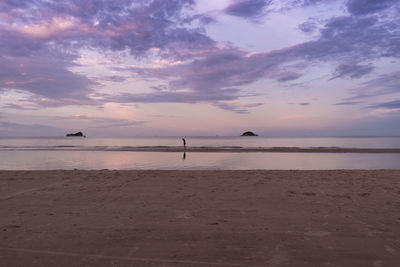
[1, 145, 400, 153]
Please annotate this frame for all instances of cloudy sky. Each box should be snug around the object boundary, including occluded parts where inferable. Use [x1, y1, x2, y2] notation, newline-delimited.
[0, 0, 399, 136]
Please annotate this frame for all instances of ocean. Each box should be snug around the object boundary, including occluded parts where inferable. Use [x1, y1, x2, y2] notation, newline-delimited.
[1, 136, 400, 170]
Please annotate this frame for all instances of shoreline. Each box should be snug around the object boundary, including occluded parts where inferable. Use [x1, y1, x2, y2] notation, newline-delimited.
[1, 170, 400, 266]
[2, 146, 400, 153]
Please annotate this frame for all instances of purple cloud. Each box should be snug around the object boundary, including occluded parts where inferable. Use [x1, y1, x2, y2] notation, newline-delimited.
[112, 47, 287, 111]
[15, 0, 213, 58]
[0, 0, 216, 108]
[0, 50, 95, 104]
[1, 0, 399, 115]
[114, 0, 399, 111]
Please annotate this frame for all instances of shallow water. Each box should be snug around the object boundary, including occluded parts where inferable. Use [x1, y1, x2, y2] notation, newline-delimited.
[1, 136, 400, 170]
[1, 136, 400, 150]
[1, 151, 400, 170]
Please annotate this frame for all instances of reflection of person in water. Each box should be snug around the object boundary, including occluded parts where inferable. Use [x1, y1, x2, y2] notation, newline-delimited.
[182, 152, 186, 160]
[182, 138, 186, 149]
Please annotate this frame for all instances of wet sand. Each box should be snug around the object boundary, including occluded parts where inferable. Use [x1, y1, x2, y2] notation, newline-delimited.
[5, 147, 400, 153]
[1, 170, 399, 266]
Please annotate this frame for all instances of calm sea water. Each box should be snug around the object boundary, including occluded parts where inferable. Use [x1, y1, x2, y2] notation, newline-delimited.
[1, 136, 400, 170]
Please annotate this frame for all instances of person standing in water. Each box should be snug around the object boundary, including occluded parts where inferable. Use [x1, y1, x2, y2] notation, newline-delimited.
[182, 138, 186, 149]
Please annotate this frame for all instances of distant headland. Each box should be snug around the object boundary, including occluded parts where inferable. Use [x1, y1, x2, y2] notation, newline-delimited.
[66, 131, 86, 137]
[241, 131, 258, 136]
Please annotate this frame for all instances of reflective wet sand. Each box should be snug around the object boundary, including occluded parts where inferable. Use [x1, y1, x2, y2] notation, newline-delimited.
[1, 151, 400, 170]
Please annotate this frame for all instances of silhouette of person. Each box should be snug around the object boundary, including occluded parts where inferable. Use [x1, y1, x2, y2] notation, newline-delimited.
[182, 138, 186, 149]
[182, 152, 186, 160]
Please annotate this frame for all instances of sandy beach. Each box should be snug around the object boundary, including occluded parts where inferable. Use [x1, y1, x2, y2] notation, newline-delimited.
[1, 170, 399, 266]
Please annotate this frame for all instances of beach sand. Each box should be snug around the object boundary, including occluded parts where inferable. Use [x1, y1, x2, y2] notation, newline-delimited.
[0, 170, 399, 266]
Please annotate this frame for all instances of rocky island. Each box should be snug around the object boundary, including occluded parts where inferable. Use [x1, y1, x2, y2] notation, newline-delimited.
[241, 131, 258, 136]
[66, 131, 86, 137]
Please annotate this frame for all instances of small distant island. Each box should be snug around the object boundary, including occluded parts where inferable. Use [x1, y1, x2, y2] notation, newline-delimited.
[241, 131, 258, 136]
[66, 131, 86, 137]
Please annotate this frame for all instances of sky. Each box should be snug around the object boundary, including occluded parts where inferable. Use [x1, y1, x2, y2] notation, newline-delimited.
[0, 0, 399, 136]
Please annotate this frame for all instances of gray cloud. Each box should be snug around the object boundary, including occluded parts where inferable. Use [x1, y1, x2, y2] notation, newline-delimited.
[213, 102, 264, 114]
[369, 100, 400, 109]
[346, 0, 397, 15]
[224, 0, 272, 19]
[301, 0, 327, 6]
[343, 71, 400, 101]
[56, 115, 148, 128]
[275, 71, 303, 82]
[101, 75, 127, 83]
[297, 15, 400, 62]
[331, 63, 374, 79]
[288, 101, 310, 106]
[333, 101, 361, 105]
[362, 72, 400, 94]
[0, 29, 43, 57]
[108, 87, 242, 104]
[298, 20, 318, 34]
[3, 103, 38, 110]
